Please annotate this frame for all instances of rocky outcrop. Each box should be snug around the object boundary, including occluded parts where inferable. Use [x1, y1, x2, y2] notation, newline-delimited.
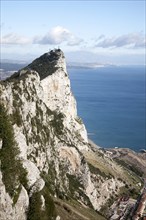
[0, 49, 142, 220]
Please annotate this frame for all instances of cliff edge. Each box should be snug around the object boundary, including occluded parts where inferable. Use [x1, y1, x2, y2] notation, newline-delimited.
[0, 49, 143, 220]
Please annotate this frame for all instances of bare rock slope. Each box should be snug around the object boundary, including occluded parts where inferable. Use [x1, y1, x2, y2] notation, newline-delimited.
[0, 49, 143, 220]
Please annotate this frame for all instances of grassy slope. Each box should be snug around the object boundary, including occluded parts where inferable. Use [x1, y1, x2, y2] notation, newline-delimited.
[82, 149, 142, 187]
[54, 198, 106, 220]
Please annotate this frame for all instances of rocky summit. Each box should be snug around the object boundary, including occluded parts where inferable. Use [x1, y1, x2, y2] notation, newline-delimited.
[0, 49, 144, 220]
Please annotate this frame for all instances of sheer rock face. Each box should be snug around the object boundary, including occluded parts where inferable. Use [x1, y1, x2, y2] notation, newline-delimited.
[0, 49, 124, 219]
[0, 172, 29, 220]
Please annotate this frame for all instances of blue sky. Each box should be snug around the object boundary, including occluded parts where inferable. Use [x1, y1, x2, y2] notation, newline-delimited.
[1, 0, 146, 64]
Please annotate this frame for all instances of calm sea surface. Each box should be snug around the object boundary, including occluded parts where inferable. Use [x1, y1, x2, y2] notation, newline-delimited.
[68, 66, 145, 151]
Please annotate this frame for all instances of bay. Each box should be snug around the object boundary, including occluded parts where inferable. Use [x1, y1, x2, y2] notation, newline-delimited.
[68, 66, 145, 151]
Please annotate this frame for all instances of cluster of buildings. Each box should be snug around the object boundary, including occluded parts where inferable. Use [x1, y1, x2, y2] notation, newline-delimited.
[109, 185, 146, 220]
[110, 196, 136, 219]
[131, 187, 146, 220]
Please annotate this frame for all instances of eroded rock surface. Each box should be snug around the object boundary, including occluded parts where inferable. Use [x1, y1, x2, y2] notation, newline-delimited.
[0, 49, 143, 220]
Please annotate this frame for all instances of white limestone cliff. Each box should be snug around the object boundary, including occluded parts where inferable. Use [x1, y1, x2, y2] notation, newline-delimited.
[0, 49, 131, 219]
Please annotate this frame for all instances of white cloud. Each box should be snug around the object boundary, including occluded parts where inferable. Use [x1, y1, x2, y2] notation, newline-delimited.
[1, 26, 83, 47]
[96, 33, 146, 49]
[34, 26, 83, 46]
[1, 33, 31, 44]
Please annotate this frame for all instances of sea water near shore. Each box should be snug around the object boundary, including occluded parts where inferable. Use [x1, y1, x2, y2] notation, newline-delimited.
[68, 65, 145, 151]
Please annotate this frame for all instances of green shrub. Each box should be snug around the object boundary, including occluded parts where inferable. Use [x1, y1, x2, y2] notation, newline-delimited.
[12, 108, 22, 126]
[0, 104, 28, 199]
[26, 52, 60, 80]
[41, 162, 57, 195]
[27, 187, 56, 220]
[27, 191, 43, 220]
[50, 112, 64, 136]
[43, 187, 57, 219]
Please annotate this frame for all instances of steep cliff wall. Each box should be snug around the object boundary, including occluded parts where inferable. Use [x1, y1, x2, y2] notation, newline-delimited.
[0, 49, 142, 220]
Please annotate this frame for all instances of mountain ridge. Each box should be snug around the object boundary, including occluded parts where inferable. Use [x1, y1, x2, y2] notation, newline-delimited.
[0, 49, 144, 220]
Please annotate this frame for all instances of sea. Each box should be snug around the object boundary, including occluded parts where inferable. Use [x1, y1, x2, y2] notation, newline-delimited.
[68, 65, 146, 152]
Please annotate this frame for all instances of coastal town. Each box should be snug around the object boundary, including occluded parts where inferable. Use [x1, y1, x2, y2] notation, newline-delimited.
[110, 179, 146, 220]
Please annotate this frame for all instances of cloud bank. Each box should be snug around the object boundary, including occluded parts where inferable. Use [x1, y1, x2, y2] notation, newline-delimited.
[1, 26, 83, 47]
[1, 28, 145, 54]
[96, 33, 146, 48]
[34, 26, 83, 46]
